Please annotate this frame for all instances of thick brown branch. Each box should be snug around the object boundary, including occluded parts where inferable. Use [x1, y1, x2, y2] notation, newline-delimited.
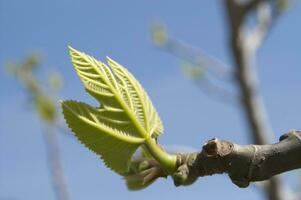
[173, 130, 301, 189]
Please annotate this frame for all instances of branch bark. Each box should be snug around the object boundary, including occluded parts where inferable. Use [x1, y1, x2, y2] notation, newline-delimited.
[172, 130, 301, 189]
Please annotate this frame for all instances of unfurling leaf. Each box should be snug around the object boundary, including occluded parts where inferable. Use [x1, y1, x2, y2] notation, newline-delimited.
[125, 159, 166, 191]
[124, 149, 167, 190]
[62, 47, 176, 175]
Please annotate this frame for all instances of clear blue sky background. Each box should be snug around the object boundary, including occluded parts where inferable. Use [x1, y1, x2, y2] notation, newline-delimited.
[1, 0, 301, 200]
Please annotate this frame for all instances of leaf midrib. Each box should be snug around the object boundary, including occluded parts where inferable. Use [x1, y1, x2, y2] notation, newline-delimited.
[107, 57, 150, 134]
[86, 57, 150, 140]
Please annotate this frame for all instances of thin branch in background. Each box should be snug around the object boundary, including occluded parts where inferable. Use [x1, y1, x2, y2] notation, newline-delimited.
[151, 23, 234, 81]
[193, 75, 239, 105]
[245, 1, 280, 51]
[224, 0, 290, 199]
[245, 2, 273, 51]
[54, 121, 72, 136]
[244, 0, 270, 12]
[6, 55, 70, 200]
[43, 126, 70, 200]
[180, 62, 238, 105]
[151, 24, 238, 105]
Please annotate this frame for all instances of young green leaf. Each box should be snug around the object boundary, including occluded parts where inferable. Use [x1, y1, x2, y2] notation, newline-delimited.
[62, 100, 144, 174]
[62, 47, 176, 175]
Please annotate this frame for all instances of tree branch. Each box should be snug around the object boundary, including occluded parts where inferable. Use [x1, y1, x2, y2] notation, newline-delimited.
[43, 126, 70, 200]
[9, 57, 71, 200]
[224, 0, 274, 151]
[245, 2, 273, 51]
[244, 0, 271, 13]
[151, 24, 237, 105]
[193, 76, 239, 105]
[151, 24, 233, 80]
[172, 130, 301, 189]
[224, 0, 285, 199]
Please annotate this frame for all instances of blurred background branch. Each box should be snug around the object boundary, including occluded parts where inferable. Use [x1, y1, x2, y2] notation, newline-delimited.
[151, 23, 233, 80]
[6, 55, 70, 200]
[224, 1, 286, 198]
[151, 23, 238, 105]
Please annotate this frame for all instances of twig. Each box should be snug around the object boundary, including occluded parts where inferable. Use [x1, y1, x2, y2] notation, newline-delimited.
[246, 1, 280, 52]
[246, 2, 273, 51]
[153, 29, 237, 104]
[194, 75, 239, 105]
[156, 35, 234, 81]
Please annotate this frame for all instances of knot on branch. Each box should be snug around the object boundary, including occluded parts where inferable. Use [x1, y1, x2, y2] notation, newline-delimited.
[172, 139, 234, 187]
[203, 138, 233, 157]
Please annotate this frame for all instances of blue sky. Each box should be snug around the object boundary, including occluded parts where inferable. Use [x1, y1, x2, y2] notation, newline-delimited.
[1, 0, 301, 200]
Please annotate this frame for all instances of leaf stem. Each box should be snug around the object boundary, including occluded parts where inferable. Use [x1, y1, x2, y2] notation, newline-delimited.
[144, 138, 177, 174]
